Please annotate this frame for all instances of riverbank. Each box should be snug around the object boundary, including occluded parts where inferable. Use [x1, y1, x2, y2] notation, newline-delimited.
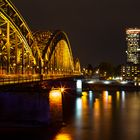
[83, 82, 140, 92]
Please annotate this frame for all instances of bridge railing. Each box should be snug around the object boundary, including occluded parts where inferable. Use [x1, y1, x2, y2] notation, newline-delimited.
[0, 74, 40, 85]
[0, 73, 82, 85]
[43, 73, 81, 80]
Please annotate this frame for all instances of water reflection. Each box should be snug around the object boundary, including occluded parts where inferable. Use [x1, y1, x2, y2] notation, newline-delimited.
[116, 91, 120, 101]
[49, 89, 62, 103]
[49, 89, 63, 124]
[102, 91, 109, 107]
[81, 92, 88, 110]
[75, 98, 82, 120]
[0, 89, 140, 140]
[54, 133, 72, 140]
[108, 95, 112, 104]
[53, 90, 140, 140]
[89, 90, 94, 108]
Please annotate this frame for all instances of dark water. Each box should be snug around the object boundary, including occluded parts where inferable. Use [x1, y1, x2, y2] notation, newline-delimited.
[51, 90, 140, 140]
[0, 90, 140, 140]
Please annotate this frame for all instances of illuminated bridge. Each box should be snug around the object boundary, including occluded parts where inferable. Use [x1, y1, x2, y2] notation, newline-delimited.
[0, 0, 81, 85]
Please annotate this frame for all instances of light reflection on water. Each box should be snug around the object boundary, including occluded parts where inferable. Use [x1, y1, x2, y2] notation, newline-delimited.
[121, 91, 125, 101]
[53, 90, 140, 140]
[53, 133, 72, 140]
[0, 90, 140, 140]
[75, 98, 82, 120]
[49, 89, 63, 124]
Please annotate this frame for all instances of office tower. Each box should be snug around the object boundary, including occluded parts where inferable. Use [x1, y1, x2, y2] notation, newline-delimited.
[126, 28, 140, 64]
[121, 28, 140, 81]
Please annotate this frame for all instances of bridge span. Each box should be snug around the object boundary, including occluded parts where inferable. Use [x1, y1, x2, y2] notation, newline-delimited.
[0, 0, 81, 85]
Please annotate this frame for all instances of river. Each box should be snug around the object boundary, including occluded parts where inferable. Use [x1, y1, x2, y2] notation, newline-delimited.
[0, 90, 140, 140]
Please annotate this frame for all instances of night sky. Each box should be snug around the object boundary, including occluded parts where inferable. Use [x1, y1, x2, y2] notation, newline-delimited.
[11, 0, 140, 67]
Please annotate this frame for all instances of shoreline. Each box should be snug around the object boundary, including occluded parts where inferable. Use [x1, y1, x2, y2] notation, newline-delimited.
[82, 82, 140, 92]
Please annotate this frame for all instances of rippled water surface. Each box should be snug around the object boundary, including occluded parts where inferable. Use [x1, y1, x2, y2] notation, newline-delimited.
[52, 90, 140, 140]
[0, 90, 140, 140]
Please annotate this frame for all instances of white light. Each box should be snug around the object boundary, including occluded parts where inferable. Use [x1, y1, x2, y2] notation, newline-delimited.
[104, 91, 109, 96]
[89, 91, 93, 101]
[76, 80, 82, 94]
[121, 91, 125, 102]
[87, 80, 94, 84]
[115, 77, 123, 80]
[103, 81, 111, 84]
[76, 98, 82, 118]
[121, 81, 128, 84]
[76, 80, 82, 89]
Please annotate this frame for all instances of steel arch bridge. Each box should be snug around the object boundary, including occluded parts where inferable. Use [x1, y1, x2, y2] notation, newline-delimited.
[0, 0, 81, 83]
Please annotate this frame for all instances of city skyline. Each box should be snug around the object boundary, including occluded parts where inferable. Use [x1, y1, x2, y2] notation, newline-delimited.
[12, 0, 140, 67]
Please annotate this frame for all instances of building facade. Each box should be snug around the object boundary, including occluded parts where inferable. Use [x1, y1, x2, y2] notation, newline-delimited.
[126, 28, 140, 64]
[121, 28, 140, 81]
[121, 63, 140, 81]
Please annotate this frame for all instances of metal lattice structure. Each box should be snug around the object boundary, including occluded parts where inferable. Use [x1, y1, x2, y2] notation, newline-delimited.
[0, 0, 36, 75]
[0, 0, 81, 81]
[34, 30, 75, 75]
[74, 58, 81, 74]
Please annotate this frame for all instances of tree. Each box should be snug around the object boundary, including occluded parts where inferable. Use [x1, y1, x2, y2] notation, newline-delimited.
[114, 65, 121, 77]
[86, 64, 93, 77]
[98, 62, 114, 79]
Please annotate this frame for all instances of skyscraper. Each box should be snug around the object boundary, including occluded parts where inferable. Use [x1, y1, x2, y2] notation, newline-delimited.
[121, 28, 140, 82]
[126, 28, 140, 64]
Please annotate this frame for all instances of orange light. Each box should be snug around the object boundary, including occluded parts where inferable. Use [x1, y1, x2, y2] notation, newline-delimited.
[103, 91, 108, 102]
[54, 133, 72, 140]
[108, 95, 112, 103]
[49, 89, 62, 100]
[60, 87, 65, 93]
[82, 91, 88, 96]
[94, 98, 100, 110]
[116, 91, 120, 101]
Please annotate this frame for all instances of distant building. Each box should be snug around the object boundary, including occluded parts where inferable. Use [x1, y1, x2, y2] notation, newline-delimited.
[121, 63, 140, 81]
[126, 28, 140, 64]
[121, 28, 140, 81]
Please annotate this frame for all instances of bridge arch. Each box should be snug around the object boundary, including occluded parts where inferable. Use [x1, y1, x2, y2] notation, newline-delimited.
[34, 30, 75, 75]
[0, 0, 37, 75]
[0, 0, 81, 79]
[74, 58, 81, 75]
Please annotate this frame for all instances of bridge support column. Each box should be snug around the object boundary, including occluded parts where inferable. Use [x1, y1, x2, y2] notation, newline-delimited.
[27, 52, 30, 74]
[39, 59, 43, 81]
[0, 31, 2, 74]
[76, 79, 82, 96]
[0, 51, 2, 74]
[15, 33, 18, 74]
[6, 21, 10, 74]
[22, 43, 24, 74]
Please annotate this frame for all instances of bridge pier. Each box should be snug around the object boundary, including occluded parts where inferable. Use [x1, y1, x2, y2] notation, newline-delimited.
[76, 79, 82, 96]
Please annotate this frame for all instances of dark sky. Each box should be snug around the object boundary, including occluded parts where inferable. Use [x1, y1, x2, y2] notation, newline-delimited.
[11, 0, 140, 67]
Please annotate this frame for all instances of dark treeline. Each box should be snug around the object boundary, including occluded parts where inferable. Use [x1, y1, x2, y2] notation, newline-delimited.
[83, 62, 122, 79]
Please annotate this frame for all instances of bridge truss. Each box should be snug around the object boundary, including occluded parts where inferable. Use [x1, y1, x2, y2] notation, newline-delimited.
[0, 0, 81, 82]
